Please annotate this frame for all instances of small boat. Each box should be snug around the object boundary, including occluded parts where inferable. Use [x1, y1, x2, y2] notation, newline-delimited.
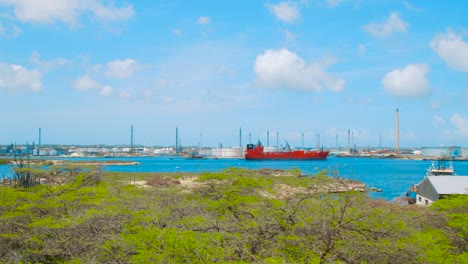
[185, 151, 205, 160]
[244, 141, 329, 160]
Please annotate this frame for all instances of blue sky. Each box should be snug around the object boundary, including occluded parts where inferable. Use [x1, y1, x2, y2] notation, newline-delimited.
[0, 0, 467, 148]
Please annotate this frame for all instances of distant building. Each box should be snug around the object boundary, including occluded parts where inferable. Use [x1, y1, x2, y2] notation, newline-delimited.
[415, 176, 468, 205]
[421, 147, 462, 158]
[462, 148, 468, 158]
[421, 146, 462, 158]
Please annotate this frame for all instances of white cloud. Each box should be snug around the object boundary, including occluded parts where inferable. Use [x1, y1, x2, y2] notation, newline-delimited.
[283, 29, 296, 41]
[0, 0, 134, 26]
[430, 30, 468, 72]
[382, 63, 429, 97]
[358, 44, 366, 55]
[99, 85, 113, 96]
[105, 58, 139, 79]
[0, 62, 42, 93]
[154, 78, 168, 88]
[172, 28, 182, 35]
[450, 113, 468, 137]
[73, 75, 116, 97]
[5, 0, 80, 24]
[29, 51, 67, 72]
[73, 75, 100, 91]
[325, 0, 347, 8]
[431, 101, 441, 109]
[160, 96, 175, 104]
[433, 115, 445, 128]
[267, 2, 300, 23]
[217, 66, 237, 77]
[0, 20, 21, 38]
[197, 16, 210, 25]
[143, 89, 154, 99]
[363, 12, 408, 37]
[344, 96, 373, 105]
[119, 91, 132, 99]
[254, 48, 345, 92]
[403, 1, 423, 12]
[87, 1, 134, 21]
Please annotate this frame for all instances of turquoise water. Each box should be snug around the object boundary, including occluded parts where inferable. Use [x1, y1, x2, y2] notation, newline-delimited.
[2, 156, 468, 201]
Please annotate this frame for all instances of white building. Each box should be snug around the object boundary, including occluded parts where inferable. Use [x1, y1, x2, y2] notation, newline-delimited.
[415, 176, 468, 205]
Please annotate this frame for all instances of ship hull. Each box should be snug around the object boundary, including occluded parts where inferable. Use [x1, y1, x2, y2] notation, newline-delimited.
[245, 149, 329, 160]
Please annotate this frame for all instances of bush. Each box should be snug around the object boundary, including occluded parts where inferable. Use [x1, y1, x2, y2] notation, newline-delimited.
[0, 168, 465, 263]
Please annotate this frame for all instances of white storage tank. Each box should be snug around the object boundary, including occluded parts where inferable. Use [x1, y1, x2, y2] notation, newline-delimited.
[421, 147, 462, 158]
[212, 147, 244, 158]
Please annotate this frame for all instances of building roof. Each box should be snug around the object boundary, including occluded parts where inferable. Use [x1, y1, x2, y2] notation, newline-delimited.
[427, 176, 468, 195]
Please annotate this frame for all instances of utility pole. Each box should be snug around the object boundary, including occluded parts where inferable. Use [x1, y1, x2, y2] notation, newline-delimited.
[347, 129, 350, 153]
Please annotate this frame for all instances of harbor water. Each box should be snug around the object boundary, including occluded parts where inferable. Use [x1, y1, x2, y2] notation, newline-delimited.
[2, 156, 468, 201]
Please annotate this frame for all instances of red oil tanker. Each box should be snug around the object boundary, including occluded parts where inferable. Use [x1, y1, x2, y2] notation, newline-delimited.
[244, 141, 329, 160]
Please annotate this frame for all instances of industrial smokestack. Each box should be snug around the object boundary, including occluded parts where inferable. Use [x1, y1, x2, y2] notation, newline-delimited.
[347, 129, 350, 153]
[316, 134, 320, 150]
[379, 132, 382, 149]
[38, 128, 42, 149]
[276, 132, 279, 151]
[267, 130, 270, 147]
[239, 128, 242, 148]
[396, 108, 400, 153]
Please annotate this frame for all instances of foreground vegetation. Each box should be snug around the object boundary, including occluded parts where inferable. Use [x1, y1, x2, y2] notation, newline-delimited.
[0, 166, 467, 263]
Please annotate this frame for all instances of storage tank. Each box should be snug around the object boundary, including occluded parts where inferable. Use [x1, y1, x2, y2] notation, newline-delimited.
[421, 147, 462, 158]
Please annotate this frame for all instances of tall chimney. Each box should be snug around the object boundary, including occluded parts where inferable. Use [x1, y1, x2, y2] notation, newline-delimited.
[239, 127, 242, 148]
[347, 129, 350, 153]
[267, 130, 270, 147]
[379, 132, 382, 149]
[396, 108, 400, 153]
[336, 134, 338, 150]
[316, 134, 320, 150]
[38, 128, 42, 149]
